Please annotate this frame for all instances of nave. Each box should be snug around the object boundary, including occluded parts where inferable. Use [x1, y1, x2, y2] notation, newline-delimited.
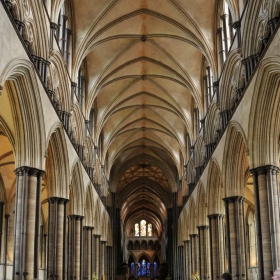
[0, 0, 280, 280]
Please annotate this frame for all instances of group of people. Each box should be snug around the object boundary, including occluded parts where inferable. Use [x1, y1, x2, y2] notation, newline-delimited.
[220, 268, 280, 279]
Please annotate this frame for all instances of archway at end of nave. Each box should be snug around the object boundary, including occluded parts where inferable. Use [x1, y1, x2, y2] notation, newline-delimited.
[129, 256, 159, 279]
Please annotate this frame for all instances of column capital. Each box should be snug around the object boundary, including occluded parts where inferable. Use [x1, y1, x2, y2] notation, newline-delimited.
[250, 165, 279, 175]
[94, 234, 101, 238]
[189, 234, 198, 238]
[14, 166, 45, 177]
[232, 20, 241, 29]
[59, 14, 68, 21]
[223, 195, 245, 203]
[50, 22, 58, 30]
[101, 240, 107, 244]
[68, 214, 84, 220]
[213, 80, 219, 87]
[48, 197, 69, 204]
[217, 27, 223, 34]
[85, 226, 94, 230]
[220, 13, 229, 20]
[207, 213, 224, 219]
[183, 240, 190, 244]
[197, 225, 209, 230]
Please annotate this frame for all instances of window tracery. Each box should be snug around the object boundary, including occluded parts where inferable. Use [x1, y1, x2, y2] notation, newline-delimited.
[134, 220, 152, 237]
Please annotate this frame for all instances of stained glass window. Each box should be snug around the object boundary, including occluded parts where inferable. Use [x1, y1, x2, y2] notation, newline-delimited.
[147, 262, 151, 276]
[147, 223, 152, 236]
[135, 223, 140, 236]
[140, 220, 146, 236]
[154, 262, 157, 276]
[137, 263, 141, 276]
[131, 263, 134, 276]
[142, 260, 146, 275]
[136, 259, 151, 276]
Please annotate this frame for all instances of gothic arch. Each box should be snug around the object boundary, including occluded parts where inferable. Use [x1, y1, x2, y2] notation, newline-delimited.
[84, 184, 95, 227]
[196, 183, 207, 226]
[207, 159, 224, 214]
[248, 56, 280, 168]
[48, 51, 72, 112]
[222, 122, 249, 197]
[45, 123, 70, 198]
[0, 58, 46, 169]
[219, 49, 243, 111]
[70, 161, 85, 215]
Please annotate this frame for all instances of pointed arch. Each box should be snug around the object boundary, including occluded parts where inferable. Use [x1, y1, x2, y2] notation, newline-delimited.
[0, 58, 46, 169]
[207, 159, 224, 215]
[196, 183, 207, 226]
[45, 123, 70, 198]
[70, 161, 85, 215]
[222, 122, 249, 197]
[248, 57, 280, 168]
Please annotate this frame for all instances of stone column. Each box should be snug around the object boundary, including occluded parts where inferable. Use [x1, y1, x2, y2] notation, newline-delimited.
[95, 235, 101, 278]
[189, 234, 199, 275]
[0, 201, 4, 258]
[185, 240, 191, 280]
[82, 226, 93, 279]
[4, 214, 10, 280]
[223, 196, 246, 280]
[68, 215, 84, 279]
[183, 240, 189, 280]
[197, 226, 210, 279]
[13, 166, 44, 280]
[47, 198, 68, 280]
[50, 22, 58, 50]
[183, 243, 186, 279]
[101, 241, 106, 279]
[207, 214, 225, 279]
[250, 165, 280, 279]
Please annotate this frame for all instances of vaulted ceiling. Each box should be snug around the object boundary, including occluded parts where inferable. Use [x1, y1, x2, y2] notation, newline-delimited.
[72, 0, 216, 235]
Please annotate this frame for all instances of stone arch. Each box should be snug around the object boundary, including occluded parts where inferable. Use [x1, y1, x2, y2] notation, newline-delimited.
[48, 51, 71, 112]
[84, 136, 95, 168]
[93, 199, 102, 235]
[194, 135, 205, 167]
[219, 49, 243, 111]
[196, 183, 207, 226]
[223, 122, 249, 197]
[27, 0, 49, 58]
[84, 183, 95, 227]
[136, 252, 152, 263]
[242, 1, 266, 58]
[69, 161, 84, 215]
[45, 124, 70, 198]
[248, 57, 280, 168]
[205, 102, 221, 144]
[0, 58, 46, 169]
[207, 159, 224, 215]
[70, 103, 85, 146]
[188, 197, 197, 234]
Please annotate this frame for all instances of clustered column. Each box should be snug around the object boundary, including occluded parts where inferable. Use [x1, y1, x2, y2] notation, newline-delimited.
[47, 197, 68, 280]
[197, 225, 210, 279]
[185, 240, 191, 280]
[68, 215, 84, 279]
[13, 166, 44, 280]
[95, 235, 101, 278]
[223, 196, 246, 280]
[189, 234, 199, 275]
[250, 166, 280, 279]
[101, 241, 106, 278]
[208, 214, 225, 279]
[83, 226, 94, 279]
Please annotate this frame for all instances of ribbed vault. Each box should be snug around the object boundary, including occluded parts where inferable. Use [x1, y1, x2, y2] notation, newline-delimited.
[72, 0, 216, 237]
